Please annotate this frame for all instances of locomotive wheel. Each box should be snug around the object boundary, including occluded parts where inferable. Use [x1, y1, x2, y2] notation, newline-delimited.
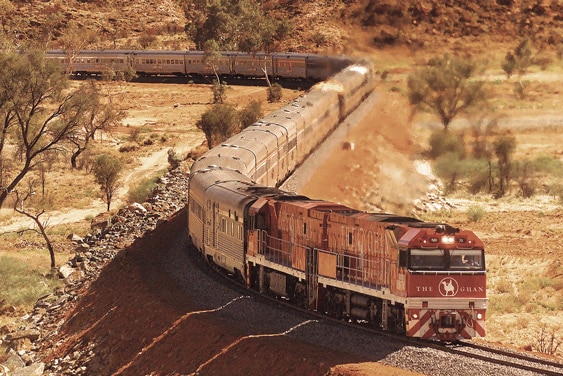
[323, 290, 343, 319]
[292, 283, 307, 308]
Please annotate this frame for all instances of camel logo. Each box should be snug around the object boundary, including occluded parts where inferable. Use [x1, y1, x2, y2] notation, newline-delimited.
[439, 277, 459, 296]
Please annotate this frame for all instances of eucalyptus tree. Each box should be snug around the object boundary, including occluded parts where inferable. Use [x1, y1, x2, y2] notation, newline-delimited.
[67, 81, 124, 169]
[186, 0, 292, 83]
[407, 54, 488, 131]
[197, 104, 239, 149]
[0, 50, 105, 207]
[92, 153, 123, 212]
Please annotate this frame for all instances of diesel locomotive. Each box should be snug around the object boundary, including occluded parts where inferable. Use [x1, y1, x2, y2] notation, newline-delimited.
[186, 58, 487, 341]
[48, 49, 487, 340]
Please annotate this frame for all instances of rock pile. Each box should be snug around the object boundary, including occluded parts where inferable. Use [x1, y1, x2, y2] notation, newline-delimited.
[0, 168, 190, 376]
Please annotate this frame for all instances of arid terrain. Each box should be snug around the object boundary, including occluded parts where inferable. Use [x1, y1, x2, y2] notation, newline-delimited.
[1, 1, 562, 375]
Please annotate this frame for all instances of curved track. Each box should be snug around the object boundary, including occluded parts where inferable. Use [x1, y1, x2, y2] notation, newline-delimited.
[447, 342, 563, 376]
[205, 252, 563, 375]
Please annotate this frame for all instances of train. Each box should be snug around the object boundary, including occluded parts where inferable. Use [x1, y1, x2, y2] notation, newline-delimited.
[45, 50, 354, 81]
[186, 55, 487, 341]
[48, 49, 487, 340]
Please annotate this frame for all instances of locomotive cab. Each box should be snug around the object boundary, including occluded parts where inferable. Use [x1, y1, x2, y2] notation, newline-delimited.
[398, 225, 487, 341]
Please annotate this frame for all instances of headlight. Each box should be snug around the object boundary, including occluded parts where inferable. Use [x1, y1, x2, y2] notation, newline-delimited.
[477, 313, 483, 320]
[441, 235, 455, 244]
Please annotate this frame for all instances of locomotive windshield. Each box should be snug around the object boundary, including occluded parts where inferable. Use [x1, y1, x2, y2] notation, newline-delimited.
[409, 249, 446, 270]
[449, 249, 484, 270]
[409, 249, 484, 271]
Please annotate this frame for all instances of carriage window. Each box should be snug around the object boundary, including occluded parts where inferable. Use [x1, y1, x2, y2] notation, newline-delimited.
[450, 249, 484, 270]
[409, 249, 446, 270]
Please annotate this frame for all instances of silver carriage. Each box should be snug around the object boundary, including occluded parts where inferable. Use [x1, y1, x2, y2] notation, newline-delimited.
[130, 51, 187, 76]
[188, 167, 257, 279]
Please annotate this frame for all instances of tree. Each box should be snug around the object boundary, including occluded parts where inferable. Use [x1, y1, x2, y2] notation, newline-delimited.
[0, 50, 100, 208]
[203, 39, 229, 104]
[196, 104, 239, 148]
[502, 38, 533, 78]
[60, 21, 98, 75]
[203, 39, 224, 84]
[513, 38, 533, 75]
[267, 83, 283, 103]
[407, 54, 488, 131]
[493, 134, 516, 197]
[186, 0, 292, 85]
[188, 2, 237, 50]
[12, 181, 56, 269]
[67, 81, 124, 169]
[167, 148, 183, 170]
[92, 153, 123, 211]
[239, 99, 263, 129]
[501, 51, 517, 78]
[427, 129, 466, 159]
[236, 2, 292, 86]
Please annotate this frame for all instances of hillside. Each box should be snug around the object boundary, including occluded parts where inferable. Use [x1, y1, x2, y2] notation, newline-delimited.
[3, 0, 562, 54]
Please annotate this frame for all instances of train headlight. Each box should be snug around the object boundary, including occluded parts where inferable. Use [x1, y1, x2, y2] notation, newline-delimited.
[412, 313, 419, 319]
[441, 235, 455, 244]
[477, 313, 483, 320]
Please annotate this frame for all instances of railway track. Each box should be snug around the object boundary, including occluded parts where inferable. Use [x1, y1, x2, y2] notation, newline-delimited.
[195, 246, 563, 376]
[443, 341, 563, 376]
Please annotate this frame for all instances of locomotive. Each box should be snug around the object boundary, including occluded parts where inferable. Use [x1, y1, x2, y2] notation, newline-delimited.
[187, 57, 487, 341]
[45, 50, 354, 81]
[48, 48, 487, 340]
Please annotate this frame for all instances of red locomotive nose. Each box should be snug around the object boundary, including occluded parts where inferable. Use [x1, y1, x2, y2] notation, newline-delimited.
[431, 312, 466, 341]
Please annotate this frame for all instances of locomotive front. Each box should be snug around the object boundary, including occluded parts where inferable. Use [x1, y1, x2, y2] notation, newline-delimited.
[398, 224, 487, 341]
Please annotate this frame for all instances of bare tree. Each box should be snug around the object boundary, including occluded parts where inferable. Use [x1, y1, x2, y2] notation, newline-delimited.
[12, 181, 56, 269]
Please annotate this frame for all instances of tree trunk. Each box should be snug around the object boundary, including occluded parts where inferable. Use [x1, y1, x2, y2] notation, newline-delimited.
[14, 207, 56, 269]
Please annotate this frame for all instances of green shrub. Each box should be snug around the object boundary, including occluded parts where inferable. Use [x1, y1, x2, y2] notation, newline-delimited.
[167, 148, 183, 170]
[239, 99, 263, 129]
[268, 83, 283, 103]
[488, 294, 520, 314]
[119, 142, 140, 153]
[427, 130, 466, 159]
[495, 277, 514, 294]
[466, 204, 486, 222]
[127, 174, 162, 203]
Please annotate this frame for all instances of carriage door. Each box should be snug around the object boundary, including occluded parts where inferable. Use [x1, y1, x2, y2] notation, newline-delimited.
[205, 200, 218, 248]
